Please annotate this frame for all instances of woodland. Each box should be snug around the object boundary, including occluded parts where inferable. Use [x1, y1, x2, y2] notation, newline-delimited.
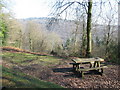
[0, 0, 119, 89]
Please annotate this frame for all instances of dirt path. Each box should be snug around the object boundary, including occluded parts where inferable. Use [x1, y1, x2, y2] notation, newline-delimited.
[13, 60, 120, 89]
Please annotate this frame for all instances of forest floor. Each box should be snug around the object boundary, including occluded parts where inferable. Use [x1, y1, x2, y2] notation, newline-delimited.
[15, 61, 120, 88]
[1, 47, 120, 89]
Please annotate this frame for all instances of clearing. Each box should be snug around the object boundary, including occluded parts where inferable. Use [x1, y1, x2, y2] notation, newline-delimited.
[1, 47, 120, 88]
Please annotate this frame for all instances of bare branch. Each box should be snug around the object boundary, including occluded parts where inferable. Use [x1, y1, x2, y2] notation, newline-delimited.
[108, 0, 113, 11]
[58, 2, 72, 9]
[58, 2, 75, 15]
[76, 1, 88, 13]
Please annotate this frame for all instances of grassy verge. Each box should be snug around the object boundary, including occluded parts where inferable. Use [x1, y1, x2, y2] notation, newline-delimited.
[2, 51, 63, 67]
[1, 49, 66, 88]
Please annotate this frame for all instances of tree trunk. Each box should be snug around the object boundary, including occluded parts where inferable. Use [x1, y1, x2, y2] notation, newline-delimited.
[105, 21, 111, 59]
[81, 16, 86, 57]
[86, 0, 92, 58]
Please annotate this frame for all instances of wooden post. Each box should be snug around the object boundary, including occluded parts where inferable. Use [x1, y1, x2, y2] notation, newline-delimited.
[81, 71, 84, 78]
[101, 68, 103, 76]
[97, 61, 100, 67]
[93, 61, 97, 67]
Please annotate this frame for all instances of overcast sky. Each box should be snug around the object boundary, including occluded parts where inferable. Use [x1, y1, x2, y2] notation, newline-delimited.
[10, 0, 118, 24]
[11, 0, 55, 19]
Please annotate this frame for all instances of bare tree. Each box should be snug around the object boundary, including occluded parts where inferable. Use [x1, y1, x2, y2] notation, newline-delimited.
[50, 0, 93, 57]
[86, 0, 92, 57]
[81, 15, 87, 57]
[103, 13, 117, 59]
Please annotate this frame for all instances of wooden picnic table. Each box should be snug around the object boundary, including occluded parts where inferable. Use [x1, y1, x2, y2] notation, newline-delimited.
[72, 57, 104, 63]
[70, 57, 107, 78]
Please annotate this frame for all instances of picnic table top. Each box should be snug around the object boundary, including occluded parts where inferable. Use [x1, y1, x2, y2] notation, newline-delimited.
[72, 57, 104, 63]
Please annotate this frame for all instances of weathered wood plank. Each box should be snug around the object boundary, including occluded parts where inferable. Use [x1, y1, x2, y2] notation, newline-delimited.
[72, 57, 104, 63]
[77, 66, 108, 71]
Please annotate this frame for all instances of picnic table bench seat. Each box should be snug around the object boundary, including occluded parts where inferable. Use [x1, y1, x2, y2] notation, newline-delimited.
[78, 66, 108, 77]
[78, 66, 108, 71]
[70, 57, 108, 78]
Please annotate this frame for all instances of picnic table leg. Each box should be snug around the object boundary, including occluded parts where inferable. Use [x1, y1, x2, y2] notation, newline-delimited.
[76, 64, 79, 71]
[79, 71, 84, 78]
[97, 61, 100, 67]
[92, 61, 101, 73]
[90, 62, 95, 68]
[100, 68, 103, 76]
[72, 64, 80, 71]
[90, 63, 92, 68]
[73, 64, 77, 71]
[81, 71, 84, 78]
[73, 64, 75, 71]
[90, 62, 93, 68]
[93, 61, 97, 67]
[96, 61, 101, 72]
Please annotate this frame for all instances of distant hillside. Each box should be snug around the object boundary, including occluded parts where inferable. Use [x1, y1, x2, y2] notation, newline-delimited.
[20, 17, 118, 43]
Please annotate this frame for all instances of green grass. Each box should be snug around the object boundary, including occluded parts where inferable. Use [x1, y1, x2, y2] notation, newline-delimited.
[1, 51, 65, 88]
[2, 65, 63, 88]
[2, 51, 62, 66]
